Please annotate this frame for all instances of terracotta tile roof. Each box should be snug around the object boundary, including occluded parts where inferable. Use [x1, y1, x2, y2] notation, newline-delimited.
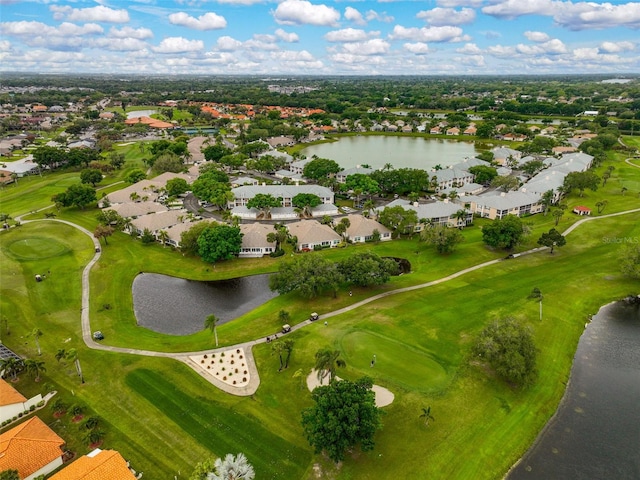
[0, 378, 27, 406]
[49, 449, 136, 480]
[0, 416, 65, 478]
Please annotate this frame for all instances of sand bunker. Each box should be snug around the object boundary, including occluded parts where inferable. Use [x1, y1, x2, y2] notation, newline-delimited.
[306, 370, 394, 407]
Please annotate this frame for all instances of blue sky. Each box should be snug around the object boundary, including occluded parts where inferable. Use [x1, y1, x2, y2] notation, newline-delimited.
[1, 0, 639, 75]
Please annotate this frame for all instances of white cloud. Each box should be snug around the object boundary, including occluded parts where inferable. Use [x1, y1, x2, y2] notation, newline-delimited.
[0, 21, 104, 39]
[553, 2, 640, 30]
[341, 39, 389, 55]
[404, 42, 429, 54]
[244, 38, 280, 51]
[216, 36, 243, 51]
[153, 37, 204, 53]
[516, 39, 567, 55]
[456, 54, 485, 66]
[271, 49, 317, 62]
[94, 37, 149, 52]
[599, 41, 635, 53]
[366, 10, 394, 23]
[524, 31, 550, 42]
[50, 5, 129, 23]
[389, 25, 469, 43]
[109, 26, 153, 40]
[168, 12, 227, 30]
[0, 40, 11, 52]
[273, 0, 340, 27]
[456, 42, 481, 54]
[486, 44, 517, 57]
[437, 0, 484, 7]
[275, 28, 299, 43]
[482, 0, 640, 30]
[330, 52, 377, 65]
[540, 39, 568, 54]
[344, 7, 366, 26]
[215, 0, 264, 4]
[482, 0, 554, 20]
[417, 8, 476, 26]
[325, 28, 376, 43]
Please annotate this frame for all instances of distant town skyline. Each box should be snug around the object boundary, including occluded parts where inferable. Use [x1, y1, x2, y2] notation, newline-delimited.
[1, 0, 639, 76]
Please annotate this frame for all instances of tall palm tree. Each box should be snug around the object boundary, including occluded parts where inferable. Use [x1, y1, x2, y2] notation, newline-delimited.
[271, 341, 285, 371]
[596, 200, 608, 214]
[66, 348, 84, 384]
[362, 199, 375, 218]
[383, 162, 394, 171]
[420, 406, 435, 426]
[158, 230, 169, 247]
[55, 349, 66, 363]
[282, 339, 294, 369]
[453, 209, 467, 229]
[31, 328, 43, 355]
[528, 287, 543, 321]
[0, 357, 21, 381]
[24, 359, 46, 382]
[205, 314, 219, 347]
[552, 208, 564, 226]
[314, 348, 346, 384]
[208, 452, 255, 480]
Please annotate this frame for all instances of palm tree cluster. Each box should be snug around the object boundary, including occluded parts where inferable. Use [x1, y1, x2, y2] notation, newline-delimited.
[314, 348, 346, 384]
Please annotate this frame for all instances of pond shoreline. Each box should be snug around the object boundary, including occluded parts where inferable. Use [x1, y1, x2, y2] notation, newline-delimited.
[506, 299, 640, 479]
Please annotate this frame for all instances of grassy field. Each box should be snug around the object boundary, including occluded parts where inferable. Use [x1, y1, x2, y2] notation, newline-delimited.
[0, 148, 639, 479]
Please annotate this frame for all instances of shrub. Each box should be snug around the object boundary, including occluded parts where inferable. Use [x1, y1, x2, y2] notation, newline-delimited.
[29, 405, 36, 411]
[270, 249, 285, 258]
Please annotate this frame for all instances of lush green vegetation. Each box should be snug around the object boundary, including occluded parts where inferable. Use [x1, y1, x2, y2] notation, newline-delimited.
[0, 146, 638, 480]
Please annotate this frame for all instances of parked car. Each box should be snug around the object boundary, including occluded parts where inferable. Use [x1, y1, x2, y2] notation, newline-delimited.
[281, 324, 291, 334]
[310, 312, 319, 321]
[93, 331, 104, 340]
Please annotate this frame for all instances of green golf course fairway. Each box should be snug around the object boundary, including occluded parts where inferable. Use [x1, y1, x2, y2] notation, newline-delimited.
[5, 236, 70, 261]
[339, 330, 451, 392]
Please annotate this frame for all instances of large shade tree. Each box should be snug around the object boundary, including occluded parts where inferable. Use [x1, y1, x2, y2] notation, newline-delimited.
[269, 254, 343, 299]
[302, 157, 341, 181]
[197, 225, 243, 263]
[481, 215, 527, 250]
[537, 228, 566, 254]
[420, 224, 465, 254]
[337, 252, 398, 287]
[246, 194, 281, 219]
[301, 376, 382, 463]
[472, 318, 538, 387]
[52, 184, 97, 209]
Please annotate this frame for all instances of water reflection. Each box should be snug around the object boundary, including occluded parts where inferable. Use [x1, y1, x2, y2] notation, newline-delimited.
[508, 301, 640, 479]
[132, 273, 278, 335]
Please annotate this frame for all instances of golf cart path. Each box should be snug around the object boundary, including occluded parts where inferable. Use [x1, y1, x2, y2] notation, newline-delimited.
[17, 204, 640, 396]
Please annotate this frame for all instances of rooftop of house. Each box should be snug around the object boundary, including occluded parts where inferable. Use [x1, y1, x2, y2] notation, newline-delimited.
[0, 416, 65, 479]
[49, 449, 136, 480]
[0, 378, 27, 406]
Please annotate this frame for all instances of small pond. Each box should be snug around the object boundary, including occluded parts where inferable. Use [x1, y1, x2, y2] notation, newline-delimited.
[508, 300, 640, 479]
[132, 273, 278, 335]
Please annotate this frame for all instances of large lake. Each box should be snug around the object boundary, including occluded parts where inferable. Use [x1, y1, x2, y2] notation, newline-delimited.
[508, 300, 640, 479]
[132, 273, 278, 335]
[302, 136, 478, 170]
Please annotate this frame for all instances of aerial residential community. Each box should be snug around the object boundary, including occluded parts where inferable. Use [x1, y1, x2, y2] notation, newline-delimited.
[1, 2, 640, 480]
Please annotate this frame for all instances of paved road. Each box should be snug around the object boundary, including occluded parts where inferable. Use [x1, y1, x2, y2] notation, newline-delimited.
[12, 176, 640, 395]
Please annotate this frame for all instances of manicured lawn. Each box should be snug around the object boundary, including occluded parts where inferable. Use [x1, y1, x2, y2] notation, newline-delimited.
[0, 148, 638, 479]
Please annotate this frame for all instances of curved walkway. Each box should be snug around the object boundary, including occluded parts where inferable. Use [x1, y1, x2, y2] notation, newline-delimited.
[14, 197, 640, 396]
